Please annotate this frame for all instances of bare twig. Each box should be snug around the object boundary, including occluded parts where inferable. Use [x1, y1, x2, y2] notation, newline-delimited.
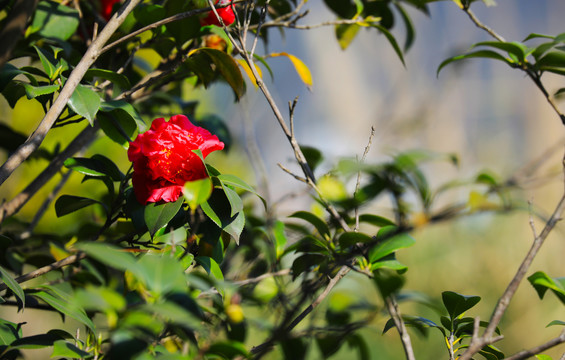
[0, 0, 142, 186]
[232, 269, 291, 286]
[250, 265, 352, 356]
[18, 170, 73, 240]
[354, 126, 376, 232]
[460, 189, 565, 359]
[504, 329, 565, 360]
[0, 252, 87, 292]
[385, 296, 416, 360]
[0, 124, 99, 224]
[462, 7, 505, 42]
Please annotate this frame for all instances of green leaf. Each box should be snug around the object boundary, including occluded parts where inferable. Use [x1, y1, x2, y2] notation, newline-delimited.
[523, 33, 555, 42]
[528, 271, 565, 304]
[289, 211, 331, 240]
[64, 155, 123, 181]
[336, 24, 360, 50]
[272, 220, 287, 259]
[197, 48, 245, 99]
[68, 84, 100, 125]
[223, 212, 245, 246]
[33, 291, 95, 333]
[371, 253, 408, 272]
[0, 64, 26, 92]
[136, 254, 187, 296]
[338, 231, 373, 248]
[473, 41, 528, 62]
[54, 195, 102, 217]
[206, 341, 250, 359]
[535, 355, 553, 360]
[547, 320, 565, 327]
[144, 198, 184, 238]
[368, 226, 415, 263]
[0, 266, 25, 308]
[358, 214, 395, 227]
[437, 50, 512, 77]
[300, 145, 324, 172]
[27, 1, 80, 41]
[183, 177, 213, 210]
[442, 291, 481, 320]
[217, 174, 265, 206]
[9, 333, 64, 350]
[22, 83, 59, 99]
[0, 319, 21, 346]
[394, 2, 415, 51]
[371, 24, 405, 66]
[84, 68, 131, 90]
[536, 50, 565, 69]
[34, 46, 58, 81]
[75, 242, 138, 273]
[51, 340, 90, 358]
[74, 286, 126, 312]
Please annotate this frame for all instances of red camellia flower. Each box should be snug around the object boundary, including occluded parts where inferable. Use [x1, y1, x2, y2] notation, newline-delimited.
[200, 0, 236, 27]
[127, 115, 224, 205]
[100, 0, 120, 21]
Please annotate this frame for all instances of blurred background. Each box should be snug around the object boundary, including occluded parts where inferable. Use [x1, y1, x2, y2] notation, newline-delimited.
[1, 0, 565, 358]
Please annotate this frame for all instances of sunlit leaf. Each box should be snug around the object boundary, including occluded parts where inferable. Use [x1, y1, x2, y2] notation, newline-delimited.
[51, 340, 90, 358]
[0, 266, 24, 309]
[144, 198, 184, 238]
[183, 177, 213, 210]
[528, 271, 565, 305]
[68, 84, 100, 125]
[269, 52, 313, 89]
[33, 291, 95, 332]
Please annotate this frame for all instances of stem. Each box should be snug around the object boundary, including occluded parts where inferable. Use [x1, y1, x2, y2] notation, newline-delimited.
[385, 295, 416, 360]
[504, 329, 565, 360]
[0, 253, 87, 292]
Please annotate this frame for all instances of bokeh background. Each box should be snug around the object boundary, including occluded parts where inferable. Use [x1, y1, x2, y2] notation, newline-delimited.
[1, 0, 565, 358]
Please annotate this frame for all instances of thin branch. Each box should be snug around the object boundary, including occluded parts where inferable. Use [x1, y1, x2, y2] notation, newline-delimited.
[0, 0, 143, 186]
[504, 329, 565, 360]
[259, 17, 369, 30]
[385, 296, 416, 360]
[100, 0, 248, 55]
[232, 269, 291, 286]
[461, 6, 565, 125]
[354, 126, 375, 232]
[18, 170, 73, 240]
[460, 187, 565, 359]
[462, 7, 505, 42]
[250, 265, 352, 356]
[277, 163, 308, 184]
[0, 252, 87, 292]
[0, 124, 99, 224]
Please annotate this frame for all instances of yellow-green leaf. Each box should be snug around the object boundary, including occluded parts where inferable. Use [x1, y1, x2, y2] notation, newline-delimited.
[237, 59, 262, 87]
[269, 52, 313, 89]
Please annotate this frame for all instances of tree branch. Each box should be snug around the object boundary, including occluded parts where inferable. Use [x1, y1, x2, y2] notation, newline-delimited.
[0, 252, 86, 292]
[504, 329, 565, 360]
[0, 0, 143, 186]
[0, 124, 99, 224]
[460, 185, 565, 359]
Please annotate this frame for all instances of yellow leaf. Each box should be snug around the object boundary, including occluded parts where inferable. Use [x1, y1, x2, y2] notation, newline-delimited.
[237, 59, 262, 87]
[269, 52, 313, 89]
[49, 242, 70, 262]
[467, 190, 497, 212]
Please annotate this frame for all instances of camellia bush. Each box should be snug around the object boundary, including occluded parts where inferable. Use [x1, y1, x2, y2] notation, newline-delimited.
[0, 0, 565, 359]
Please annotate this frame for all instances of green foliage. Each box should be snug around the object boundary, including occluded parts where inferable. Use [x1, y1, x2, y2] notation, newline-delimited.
[0, 0, 563, 359]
